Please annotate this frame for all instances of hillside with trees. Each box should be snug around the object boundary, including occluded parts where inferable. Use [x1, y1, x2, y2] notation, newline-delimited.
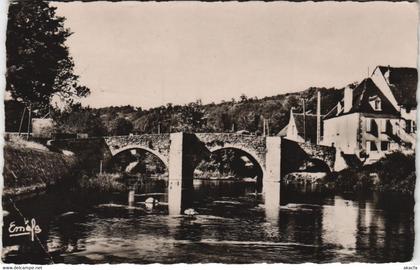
[92, 86, 346, 136]
[6, 85, 348, 136]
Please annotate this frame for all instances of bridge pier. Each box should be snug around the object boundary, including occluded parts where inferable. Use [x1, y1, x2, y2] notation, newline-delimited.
[167, 133, 200, 215]
[264, 137, 282, 220]
[168, 133, 185, 215]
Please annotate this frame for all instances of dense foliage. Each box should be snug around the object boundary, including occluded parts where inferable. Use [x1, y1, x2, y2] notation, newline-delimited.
[46, 86, 342, 135]
[78, 173, 127, 194]
[6, 0, 89, 111]
[51, 103, 106, 136]
[322, 152, 416, 195]
[6, 86, 345, 136]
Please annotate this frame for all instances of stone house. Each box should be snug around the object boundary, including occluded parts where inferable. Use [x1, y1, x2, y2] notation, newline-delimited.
[321, 66, 417, 163]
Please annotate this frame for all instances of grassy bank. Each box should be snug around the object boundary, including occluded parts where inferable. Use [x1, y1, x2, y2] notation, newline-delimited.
[321, 152, 415, 195]
[3, 141, 77, 199]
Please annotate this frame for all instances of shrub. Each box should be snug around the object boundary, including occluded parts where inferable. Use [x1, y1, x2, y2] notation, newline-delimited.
[374, 152, 415, 195]
[78, 173, 127, 194]
[322, 152, 416, 195]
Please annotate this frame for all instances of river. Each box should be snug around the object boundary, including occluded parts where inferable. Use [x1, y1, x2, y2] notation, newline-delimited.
[2, 179, 414, 264]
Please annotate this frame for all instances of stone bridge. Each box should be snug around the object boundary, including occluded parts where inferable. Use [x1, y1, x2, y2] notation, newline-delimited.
[104, 133, 268, 173]
[51, 132, 335, 215]
[281, 139, 336, 175]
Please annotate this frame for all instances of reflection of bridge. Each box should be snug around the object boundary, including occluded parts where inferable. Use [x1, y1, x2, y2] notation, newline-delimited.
[51, 132, 336, 215]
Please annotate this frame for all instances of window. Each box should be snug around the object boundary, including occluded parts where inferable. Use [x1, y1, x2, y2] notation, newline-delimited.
[385, 120, 393, 134]
[406, 120, 412, 133]
[380, 119, 386, 133]
[380, 141, 389, 151]
[367, 119, 378, 136]
[374, 98, 382, 111]
[337, 102, 342, 115]
[367, 141, 378, 152]
[406, 120, 416, 133]
[369, 96, 382, 111]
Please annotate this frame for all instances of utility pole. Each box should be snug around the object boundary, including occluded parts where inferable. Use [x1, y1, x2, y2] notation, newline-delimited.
[157, 123, 161, 134]
[18, 107, 27, 136]
[302, 99, 306, 142]
[263, 118, 266, 136]
[316, 90, 321, 145]
[26, 103, 32, 140]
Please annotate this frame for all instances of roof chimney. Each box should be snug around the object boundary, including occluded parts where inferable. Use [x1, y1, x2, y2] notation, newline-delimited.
[343, 86, 353, 113]
[316, 90, 321, 145]
[384, 65, 391, 84]
[300, 99, 307, 141]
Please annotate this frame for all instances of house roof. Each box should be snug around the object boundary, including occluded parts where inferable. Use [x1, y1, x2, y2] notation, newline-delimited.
[292, 113, 318, 143]
[324, 78, 399, 119]
[377, 66, 417, 109]
[278, 125, 288, 137]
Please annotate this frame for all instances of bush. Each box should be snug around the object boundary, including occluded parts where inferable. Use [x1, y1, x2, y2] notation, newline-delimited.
[374, 152, 415, 194]
[78, 173, 127, 194]
[322, 152, 416, 195]
[322, 168, 373, 192]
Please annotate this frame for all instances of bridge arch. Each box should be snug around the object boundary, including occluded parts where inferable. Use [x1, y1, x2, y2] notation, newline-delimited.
[205, 146, 266, 178]
[111, 145, 169, 168]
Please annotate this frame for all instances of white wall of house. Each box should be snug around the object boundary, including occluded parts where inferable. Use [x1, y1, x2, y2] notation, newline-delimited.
[360, 115, 415, 163]
[322, 113, 359, 154]
[401, 108, 417, 121]
[285, 114, 304, 143]
[360, 116, 395, 161]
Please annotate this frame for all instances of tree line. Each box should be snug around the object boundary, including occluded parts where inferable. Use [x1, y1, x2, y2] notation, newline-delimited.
[5, 0, 346, 137]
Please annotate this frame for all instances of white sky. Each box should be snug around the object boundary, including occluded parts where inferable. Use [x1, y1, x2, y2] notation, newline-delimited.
[52, 1, 418, 109]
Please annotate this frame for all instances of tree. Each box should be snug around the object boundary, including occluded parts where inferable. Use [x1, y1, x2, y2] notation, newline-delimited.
[109, 117, 133, 136]
[220, 113, 232, 132]
[53, 104, 106, 136]
[172, 100, 207, 132]
[6, 0, 89, 112]
[240, 94, 248, 103]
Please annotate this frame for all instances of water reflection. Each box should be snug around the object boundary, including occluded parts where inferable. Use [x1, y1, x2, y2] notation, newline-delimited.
[323, 196, 358, 254]
[2, 180, 414, 264]
[263, 181, 281, 223]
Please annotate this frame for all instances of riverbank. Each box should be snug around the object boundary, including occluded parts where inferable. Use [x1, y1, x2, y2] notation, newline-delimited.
[3, 138, 77, 200]
[320, 152, 415, 195]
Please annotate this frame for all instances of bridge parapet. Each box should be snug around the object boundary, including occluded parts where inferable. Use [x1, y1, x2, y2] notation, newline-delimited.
[104, 134, 171, 165]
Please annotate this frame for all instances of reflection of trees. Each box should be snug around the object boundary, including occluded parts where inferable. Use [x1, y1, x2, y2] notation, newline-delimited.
[3, 190, 95, 264]
[355, 194, 414, 262]
[54, 212, 90, 254]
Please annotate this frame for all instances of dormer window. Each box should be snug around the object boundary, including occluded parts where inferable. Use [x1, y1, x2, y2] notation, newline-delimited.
[369, 96, 382, 111]
[374, 99, 381, 110]
[336, 102, 341, 115]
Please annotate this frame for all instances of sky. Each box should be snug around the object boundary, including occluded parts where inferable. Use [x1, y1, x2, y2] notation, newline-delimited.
[52, 1, 418, 109]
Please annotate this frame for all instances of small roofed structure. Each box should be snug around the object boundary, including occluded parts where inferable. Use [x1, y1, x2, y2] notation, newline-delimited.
[278, 110, 320, 144]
